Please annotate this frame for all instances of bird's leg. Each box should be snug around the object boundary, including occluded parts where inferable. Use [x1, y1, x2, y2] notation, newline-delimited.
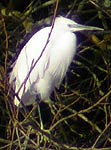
[37, 104, 44, 130]
[35, 95, 51, 144]
[35, 95, 44, 130]
[45, 99, 57, 116]
[36, 95, 51, 133]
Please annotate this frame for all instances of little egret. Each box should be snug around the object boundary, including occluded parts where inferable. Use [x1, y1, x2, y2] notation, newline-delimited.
[10, 16, 103, 107]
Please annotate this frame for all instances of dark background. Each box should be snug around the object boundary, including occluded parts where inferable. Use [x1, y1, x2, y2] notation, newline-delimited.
[0, 0, 111, 149]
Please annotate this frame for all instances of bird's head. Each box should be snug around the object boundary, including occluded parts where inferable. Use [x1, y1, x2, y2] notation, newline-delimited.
[54, 16, 103, 32]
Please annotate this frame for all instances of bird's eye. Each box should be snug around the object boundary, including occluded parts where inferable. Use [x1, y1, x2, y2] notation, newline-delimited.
[68, 24, 75, 28]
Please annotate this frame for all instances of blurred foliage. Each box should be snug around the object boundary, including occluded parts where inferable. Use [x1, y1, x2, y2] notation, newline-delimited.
[0, 0, 111, 149]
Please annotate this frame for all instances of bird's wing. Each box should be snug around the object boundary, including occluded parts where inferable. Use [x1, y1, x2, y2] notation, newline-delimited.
[9, 27, 52, 90]
[48, 32, 76, 89]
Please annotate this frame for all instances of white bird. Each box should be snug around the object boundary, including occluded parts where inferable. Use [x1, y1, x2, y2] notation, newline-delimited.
[9, 16, 103, 107]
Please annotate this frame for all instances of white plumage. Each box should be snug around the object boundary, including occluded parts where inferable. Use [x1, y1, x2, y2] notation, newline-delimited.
[9, 16, 103, 107]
